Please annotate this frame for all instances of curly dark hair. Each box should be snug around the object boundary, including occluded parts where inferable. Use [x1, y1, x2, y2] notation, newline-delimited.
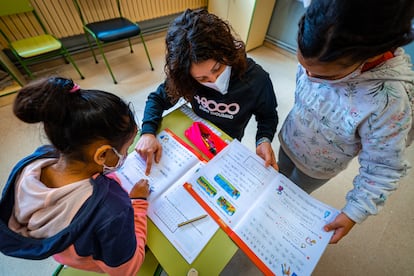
[298, 0, 414, 65]
[164, 9, 247, 101]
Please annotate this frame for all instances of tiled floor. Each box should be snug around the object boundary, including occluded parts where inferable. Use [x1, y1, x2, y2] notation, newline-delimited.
[0, 35, 413, 276]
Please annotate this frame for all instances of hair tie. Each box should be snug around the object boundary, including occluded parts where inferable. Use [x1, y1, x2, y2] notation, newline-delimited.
[69, 83, 80, 93]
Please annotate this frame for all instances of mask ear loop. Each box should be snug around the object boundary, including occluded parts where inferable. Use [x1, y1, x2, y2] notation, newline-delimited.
[99, 146, 126, 174]
[111, 147, 124, 161]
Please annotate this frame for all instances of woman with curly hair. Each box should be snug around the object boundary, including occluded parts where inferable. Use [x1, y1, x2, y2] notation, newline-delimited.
[136, 8, 279, 174]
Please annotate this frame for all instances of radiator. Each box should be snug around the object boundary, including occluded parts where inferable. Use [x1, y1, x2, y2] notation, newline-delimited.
[0, 0, 207, 45]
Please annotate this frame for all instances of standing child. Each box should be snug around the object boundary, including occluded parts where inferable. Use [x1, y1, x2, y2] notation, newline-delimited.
[0, 77, 150, 275]
[278, 0, 414, 244]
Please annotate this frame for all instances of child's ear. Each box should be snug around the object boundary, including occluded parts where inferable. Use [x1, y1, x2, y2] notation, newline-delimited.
[93, 145, 112, 165]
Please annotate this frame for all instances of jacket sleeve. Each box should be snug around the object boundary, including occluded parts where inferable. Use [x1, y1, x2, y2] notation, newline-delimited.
[342, 83, 412, 223]
[96, 199, 149, 276]
[141, 82, 176, 135]
[98, 174, 149, 275]
[53, 200, 149, 276]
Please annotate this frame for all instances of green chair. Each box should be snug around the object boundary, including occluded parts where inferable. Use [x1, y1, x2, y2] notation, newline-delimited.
[0, 0, 84, 80]
[72, 0, 154, 84]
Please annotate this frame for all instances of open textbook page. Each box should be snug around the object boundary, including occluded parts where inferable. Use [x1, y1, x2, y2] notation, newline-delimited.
[184, 140, 340, 275]
[116, 129, 202, 199]
[116, 129, 219, 264]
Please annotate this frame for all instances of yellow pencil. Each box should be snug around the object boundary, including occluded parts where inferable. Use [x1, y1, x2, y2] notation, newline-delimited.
[177, 214, 208, 227]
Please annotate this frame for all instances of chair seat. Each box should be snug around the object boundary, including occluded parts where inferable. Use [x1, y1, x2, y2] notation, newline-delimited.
[73, 0, 153, 83]
[11, 34, 62, 58]
[86, 17, 141, 42]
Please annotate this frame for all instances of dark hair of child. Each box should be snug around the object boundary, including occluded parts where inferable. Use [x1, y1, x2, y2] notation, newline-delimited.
[298, 0, 414, 64]
[13, 76, 137, 160]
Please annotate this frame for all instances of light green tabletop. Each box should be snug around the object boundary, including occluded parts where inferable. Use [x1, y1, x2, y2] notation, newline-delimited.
[146, 105, 238, 275]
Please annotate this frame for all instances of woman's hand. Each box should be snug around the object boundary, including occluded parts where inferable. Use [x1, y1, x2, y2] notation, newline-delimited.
[256, 142, 278, 171]
[324, 212, 356, 244]
[135, 133, 162, 175]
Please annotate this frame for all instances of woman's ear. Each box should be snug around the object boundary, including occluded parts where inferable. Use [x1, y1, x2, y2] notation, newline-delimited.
[93, 145, 112, 165]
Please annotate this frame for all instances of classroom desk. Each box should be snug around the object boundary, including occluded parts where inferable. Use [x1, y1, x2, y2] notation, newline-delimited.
[145, 104, 239, 275]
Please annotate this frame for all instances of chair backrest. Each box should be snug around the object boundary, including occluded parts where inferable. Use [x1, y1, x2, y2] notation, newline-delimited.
[0, 0, 49, 44]
[0, 0, 33, 17]
[72, 0, 123, 25]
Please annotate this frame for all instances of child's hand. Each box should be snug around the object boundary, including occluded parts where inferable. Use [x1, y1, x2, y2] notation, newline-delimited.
[129, 179, 150, 199]
[324, 212, 356, 244]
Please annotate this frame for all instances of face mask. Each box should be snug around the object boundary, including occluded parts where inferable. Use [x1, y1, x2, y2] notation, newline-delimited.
[102, 147, 126, 174]
[201, 65, 232, 95]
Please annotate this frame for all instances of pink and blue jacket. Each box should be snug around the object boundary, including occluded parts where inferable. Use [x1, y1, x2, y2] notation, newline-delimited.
[0, 145, 148, 275]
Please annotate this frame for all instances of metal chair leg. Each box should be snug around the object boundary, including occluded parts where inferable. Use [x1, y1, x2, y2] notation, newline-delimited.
[52, 264, 64, 276]
[153, 264, 164, 276]
[95, 40, 118, 84]
[127, 38, 134, 53]
[13, 54, 34, 79]
[84, 33, 99, 64]
[140, 34, 154, 71]
[61, 47, 85, 79]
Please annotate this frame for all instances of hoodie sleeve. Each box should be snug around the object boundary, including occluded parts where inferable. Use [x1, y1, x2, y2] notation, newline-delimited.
[96, 174, 149, 275]
[141, 82, 176, 135]
[255, 76, 278, 142]
[342, 81, 412, 223]
[250, 62, 278, 142]
[53, 199, 149, 275]
[95, 199, 149, 276]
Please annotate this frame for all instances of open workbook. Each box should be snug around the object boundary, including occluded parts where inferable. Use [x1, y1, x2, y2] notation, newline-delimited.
[116, 126, 339, 275]
[115, 129, 219, 264]
[184, 140, 340, 276]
